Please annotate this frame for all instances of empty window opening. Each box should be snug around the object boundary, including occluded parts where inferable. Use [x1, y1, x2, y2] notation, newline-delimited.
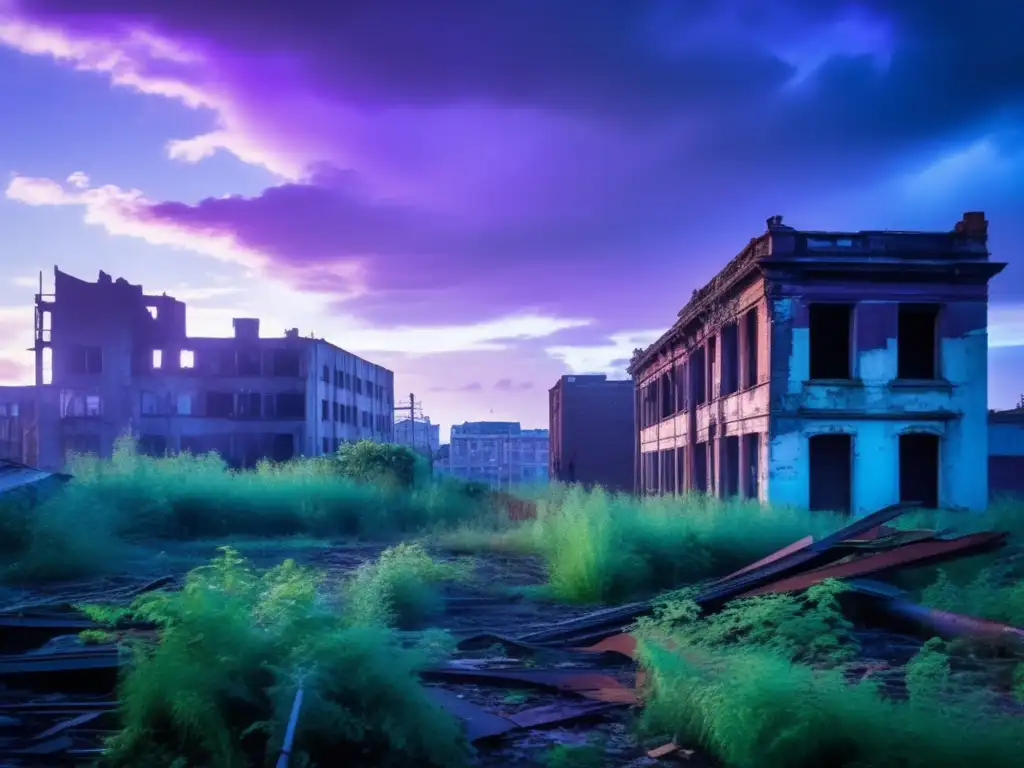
[138, 434, 167, 457]
[898, 304, 940, 379]
[722, 435, 740, 497]
[176, 394, 193, 416]
[743, 433, 760, 499]
[275, 393, 305, 420]
[660, 370, 674, 419]
[693, 348, 707, 405]
[68, 345, 102, 375]
[694, 442, 708, 493]
[899, 433, 940, 509]
[237, 392, 261, 418]
[809, 434, 852, 514]
[721, 323, 739, 396]
[152, 349, 163, 370]
[661, 449, 676, 494]
[322, 365, 330, 383]
[743, 309, 759, 389]
[809, 304, 853, 379]
[677, 446, 687, 492]
[180, 350, 195, 369]
[206, 391, 234, 418]
[271, 433, 295, 462]
[41, 347, 53, 385]
[321, 399, 329, 421]
[675, 362, 688, 411]
[707, 337, 717, 401]
[146, 306, 159, 320]
[272, 350, 301, 377]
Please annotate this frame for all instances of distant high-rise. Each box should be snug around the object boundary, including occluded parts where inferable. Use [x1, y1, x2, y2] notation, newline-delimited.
[548, 374, 634, 492]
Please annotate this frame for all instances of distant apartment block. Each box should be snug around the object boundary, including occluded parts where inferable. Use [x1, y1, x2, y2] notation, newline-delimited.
[15, 268, 394, 470]
[444, 421, 549, 488]
[393, 417, 440, 455]
[549, 374, 634, 492]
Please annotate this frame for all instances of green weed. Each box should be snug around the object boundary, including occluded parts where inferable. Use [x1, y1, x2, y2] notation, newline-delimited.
[92, 548, 466, 767]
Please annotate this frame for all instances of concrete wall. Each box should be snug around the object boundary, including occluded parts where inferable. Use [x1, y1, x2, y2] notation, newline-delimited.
[767, 293, 990, 514]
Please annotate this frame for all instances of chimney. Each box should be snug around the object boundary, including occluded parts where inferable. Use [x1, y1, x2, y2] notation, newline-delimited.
[232, 317, 260, 340]
[957, 211, 988, 242]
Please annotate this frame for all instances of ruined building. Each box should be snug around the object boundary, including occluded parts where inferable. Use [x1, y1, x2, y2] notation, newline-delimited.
[629, 213, 1004, 515]
[549, 374, 634, 493]
[22, 268, 395, 469]
[442, 421, 549, 488]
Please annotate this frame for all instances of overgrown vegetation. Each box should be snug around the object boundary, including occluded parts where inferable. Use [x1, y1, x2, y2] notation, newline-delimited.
[0, 438, 492, 583]
[439, 486, 843, 603]
[633, 583, 1024, 768]
[84, 547, 467, 768]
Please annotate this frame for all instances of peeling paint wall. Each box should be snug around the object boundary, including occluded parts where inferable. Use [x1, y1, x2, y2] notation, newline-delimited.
[767, 295, 990, 514]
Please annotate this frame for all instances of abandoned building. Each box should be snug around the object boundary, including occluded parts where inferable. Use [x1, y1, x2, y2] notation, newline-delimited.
[549, 374, 634, 493]
[628, 213, 1005, 515]
[989, 408, 1024, 497]
[14, 268, 395, 470]
[442, 421, 549, 488]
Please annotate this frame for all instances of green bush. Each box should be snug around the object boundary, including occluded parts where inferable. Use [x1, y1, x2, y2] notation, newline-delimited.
[335, 440, 430, 490]
[90, 548, 467, 768]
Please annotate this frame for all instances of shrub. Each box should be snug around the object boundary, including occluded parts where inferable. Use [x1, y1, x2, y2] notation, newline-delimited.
[91, 548, 467, 767]
[342, 542, 470, 629]
[335, 440, 430, 491]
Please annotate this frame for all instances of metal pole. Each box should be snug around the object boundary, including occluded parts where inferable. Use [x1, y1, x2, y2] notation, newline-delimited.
[275, 687, 304, 768]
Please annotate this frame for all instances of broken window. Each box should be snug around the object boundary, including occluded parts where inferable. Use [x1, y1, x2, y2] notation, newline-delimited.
[237, 348, 261, 376]
[321, 399, 329, 421]
[334, 369, 342, 388]
[693, 442, 708, 492]
[809, 434, 852, 514]
[355, 376, 363, 395]
[707, 337, 717, 401]
[899, 433, 939, 509]
[146, 306, 159, 320]
[180, 350, 195, 369]
[344, 372, 352, 389]
[272, 433, 295, 462]
[140, 391, 168, 416]
[675, 362, 688, 412]
[152, 349, 164, 370]
[660, 370, 674, 419]
[237, 392, 261, 418]
[68, 345, 102, 375]
[275, 393, 305, 419]
[60, 390, 102, 418]
[272, 350, 301, 377]
[333, 402, 339, 421]
[263, 394, 277, 419]
[742, 433, 760, 499]
[898, 304, 940, 379]
[322, 365, 330, 383]
[693, 347, 707, 405]
[206, 391, 234, 418]
[721, 322, 739, 396]
[722, 435, 739, 497]
[743, 309, 758, 389]
[809, 304, 853, 380]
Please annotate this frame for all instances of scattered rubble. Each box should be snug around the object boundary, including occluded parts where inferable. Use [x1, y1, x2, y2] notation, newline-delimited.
[0, 501, 1020, 765]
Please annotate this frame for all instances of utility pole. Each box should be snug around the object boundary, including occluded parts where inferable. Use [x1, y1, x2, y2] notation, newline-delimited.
[393, 393, 428, 461]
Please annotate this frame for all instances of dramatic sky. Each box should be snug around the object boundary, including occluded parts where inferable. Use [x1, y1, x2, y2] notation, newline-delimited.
[1, 0, 1022, 439]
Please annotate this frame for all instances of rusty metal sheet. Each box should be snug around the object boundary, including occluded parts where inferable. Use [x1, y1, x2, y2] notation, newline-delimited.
[837, 530, 939, 550]
[574, 634, 637, 660]
[505, 700, 623, 729]
[421, 666, 617, 694]
[739, 532, 1007, 598]
[707, 536, 814, 587]
[425, 688, 517, 742]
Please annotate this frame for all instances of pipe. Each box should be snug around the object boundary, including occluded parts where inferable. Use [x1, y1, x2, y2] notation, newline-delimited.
[275, 687, 305, 768]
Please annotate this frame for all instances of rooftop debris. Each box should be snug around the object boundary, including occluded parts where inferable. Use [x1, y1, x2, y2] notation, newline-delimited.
[0, 499, 1019, 764]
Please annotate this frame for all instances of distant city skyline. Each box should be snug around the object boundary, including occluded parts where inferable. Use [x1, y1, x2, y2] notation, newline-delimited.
[1, 1, 1022, 440]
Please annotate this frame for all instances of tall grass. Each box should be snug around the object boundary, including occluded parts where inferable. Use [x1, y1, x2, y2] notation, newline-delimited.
[634, 584, 1024, 767]
[439, 485, 843, 603]
[0, 438, 492, 583]
[88, 547, 467, 767]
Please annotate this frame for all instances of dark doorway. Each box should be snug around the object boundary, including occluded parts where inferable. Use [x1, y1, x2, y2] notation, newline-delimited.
[722, 435, 739, 497]
[809, 304, 853, 380]
[743, 433, 760, 499]
[898, 304, 939, 379]
[694, 443, 708, 493]
[899, 433, 939, 509]
[809, 434, 852, 514]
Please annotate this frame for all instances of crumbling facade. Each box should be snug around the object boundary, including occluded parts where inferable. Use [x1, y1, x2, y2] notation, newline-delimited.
[29, 268, 395, 469]
[549, 374, 634, 492]
[629, 213, 1004, 515]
